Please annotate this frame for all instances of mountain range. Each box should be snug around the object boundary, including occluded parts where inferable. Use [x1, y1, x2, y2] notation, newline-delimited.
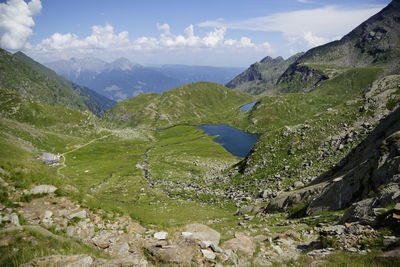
[45, 58, 244, 101]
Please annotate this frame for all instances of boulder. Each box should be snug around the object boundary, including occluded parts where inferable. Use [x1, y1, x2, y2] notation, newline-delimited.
[92, 230, 114, 249]
[126, 222, 146, 234]
[29, 185, 58, 195]
[144, 240, 196, 266]
[375, 247, 400, 262]
[21, 254, 93, 267]
[235, 205, 262, 215]
[182, 223, 220, 245]
[222, 233, 255, 257]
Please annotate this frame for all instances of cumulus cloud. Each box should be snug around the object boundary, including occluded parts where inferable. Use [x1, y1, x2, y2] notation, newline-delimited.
[30, 23, 272, 54]
[36, 24, 130, 51]
[24, 21, 274, 66]
[198, 5, 384, 48]
[0, 0, 42, 50]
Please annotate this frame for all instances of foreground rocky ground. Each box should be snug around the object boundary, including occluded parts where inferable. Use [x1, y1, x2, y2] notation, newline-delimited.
[1, 178, 399, 266]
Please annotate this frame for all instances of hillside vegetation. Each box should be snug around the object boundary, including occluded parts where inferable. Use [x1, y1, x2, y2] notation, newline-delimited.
[0, 49, 115, 116]
[106, 81, 255, 129]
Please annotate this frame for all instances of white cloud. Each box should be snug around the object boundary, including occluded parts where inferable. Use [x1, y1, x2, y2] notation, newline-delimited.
[156, 23, 171, 35]
[29, 23, 273, 57]
[0, 0, 42, 50]
[198, 5, 384, 49]
[35, 24, 130, 52]
[302, 32, 328, 47]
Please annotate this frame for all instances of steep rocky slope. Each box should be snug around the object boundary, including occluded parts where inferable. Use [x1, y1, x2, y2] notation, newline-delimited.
[12, 51, 115, 116]
[277, 0, 400, 93]
[226, 53, 303, 95]
[265, 104, 400, 227]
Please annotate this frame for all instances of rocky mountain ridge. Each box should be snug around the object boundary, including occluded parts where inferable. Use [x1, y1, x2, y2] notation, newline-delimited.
[277, 0, 400, 93]
[226, 53, 303, 95]
[228, 0, 400, 95]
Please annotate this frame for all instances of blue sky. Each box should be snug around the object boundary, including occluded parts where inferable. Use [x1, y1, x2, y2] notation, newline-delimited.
[0, 0, 391, 66]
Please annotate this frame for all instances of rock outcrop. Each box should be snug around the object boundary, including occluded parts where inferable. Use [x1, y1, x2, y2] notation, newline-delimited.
[266, 106, 400, 226]
[226, 53, 303, 95]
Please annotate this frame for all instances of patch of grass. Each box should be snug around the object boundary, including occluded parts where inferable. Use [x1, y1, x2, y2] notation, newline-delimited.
[386, 98, 398, 110]
[18, 193, 48, 202]
[67, 217, 82, 226]
[320, 235, 339, 249]
[105, 82, 254, 130]
[287, 202, 309, 219]
[0, 228, 108, 266]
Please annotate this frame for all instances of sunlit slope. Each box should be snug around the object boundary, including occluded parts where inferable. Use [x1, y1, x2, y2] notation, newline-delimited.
[106, 81, 255, 129]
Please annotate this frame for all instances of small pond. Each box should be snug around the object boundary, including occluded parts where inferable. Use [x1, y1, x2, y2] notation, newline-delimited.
[196, 124, 259, 157]
[240, 101, 257, 111]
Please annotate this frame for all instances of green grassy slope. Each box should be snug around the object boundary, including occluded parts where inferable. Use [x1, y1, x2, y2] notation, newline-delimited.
[13, 51, 115, 116]
[106, 81, 255, 129]
[230, 67, 396, 194]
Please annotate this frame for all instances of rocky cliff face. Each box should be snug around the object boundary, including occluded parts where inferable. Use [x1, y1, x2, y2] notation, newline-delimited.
[266, 104, 400, 226]
[306, 106, 400, 217]
[226, 53, 303, 95]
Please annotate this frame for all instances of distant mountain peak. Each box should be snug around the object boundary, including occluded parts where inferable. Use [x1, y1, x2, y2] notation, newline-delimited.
[260, 56, 284, 64]
[108, 57, 134, 71]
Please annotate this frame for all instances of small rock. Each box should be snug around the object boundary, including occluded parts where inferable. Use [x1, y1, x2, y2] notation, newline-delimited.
[271, 243, 283, 255]
[43, 210, 53, 219]
[346, 247, 358, 253]
[29, 185, 57, 195]
[294, 181, 304, 188]
[62, 185, 79, 193]
[10, 213, 20, 226]
[394, 203, 400, 212]
[183, 223, 220, 245]
[201, 249, 216, 260]
[200, 240, 214, 249]
[68, 210, 87, 219]
[154, 231, 168, 240]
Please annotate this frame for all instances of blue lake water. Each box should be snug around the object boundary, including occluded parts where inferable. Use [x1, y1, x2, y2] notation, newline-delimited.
[240, 101, 257, 111]
[196, 124, 259, 157]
